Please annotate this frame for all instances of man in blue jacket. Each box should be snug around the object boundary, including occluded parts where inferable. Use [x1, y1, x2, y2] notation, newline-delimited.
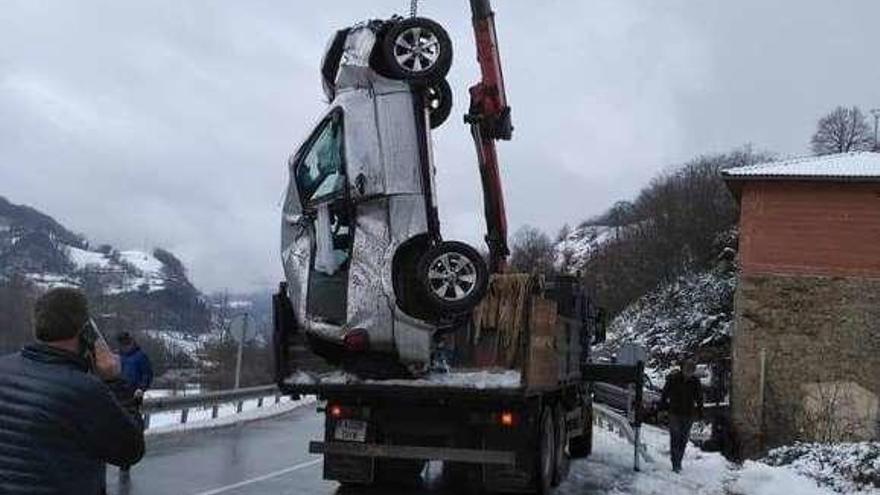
[0, 288, 144, 494]
[117, 331, 153, 399]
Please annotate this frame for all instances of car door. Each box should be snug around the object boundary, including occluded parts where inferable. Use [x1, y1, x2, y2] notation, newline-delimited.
[292, 109, 352, 326]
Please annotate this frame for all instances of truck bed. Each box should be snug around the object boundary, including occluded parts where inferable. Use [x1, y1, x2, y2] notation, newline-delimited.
[278, 369, 577, 401]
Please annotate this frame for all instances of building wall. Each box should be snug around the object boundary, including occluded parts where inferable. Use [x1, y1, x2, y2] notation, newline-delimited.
[738, 181, 880, 278]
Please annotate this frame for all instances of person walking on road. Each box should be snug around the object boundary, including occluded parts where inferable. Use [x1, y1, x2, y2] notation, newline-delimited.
[660, 357, 703, 473]
[0, 288, 145, 494]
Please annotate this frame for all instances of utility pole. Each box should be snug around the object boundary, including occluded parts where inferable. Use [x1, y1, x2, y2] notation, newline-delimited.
[233, 312, 249, 390]
[871, 109, 880, 151]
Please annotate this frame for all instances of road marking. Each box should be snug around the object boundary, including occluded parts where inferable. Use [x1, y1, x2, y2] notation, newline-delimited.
[191, 458, 322, 495]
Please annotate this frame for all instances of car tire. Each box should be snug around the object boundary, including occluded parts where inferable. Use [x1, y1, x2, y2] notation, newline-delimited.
[425, 79, 453, 129]
[417, 241, 488, 315]
[381, 17, 453, 84]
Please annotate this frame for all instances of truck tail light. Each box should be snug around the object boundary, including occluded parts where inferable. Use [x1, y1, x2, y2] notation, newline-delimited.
[329, 403, 350, 419]
[498, 410, 518, 428]
[343, 328, 370, 352]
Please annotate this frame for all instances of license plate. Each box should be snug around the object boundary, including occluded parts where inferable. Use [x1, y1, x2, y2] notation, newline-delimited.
[334, 419, 367, 443]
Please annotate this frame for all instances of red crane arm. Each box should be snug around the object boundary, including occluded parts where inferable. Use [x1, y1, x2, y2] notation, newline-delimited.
[466, 0, 513, 274]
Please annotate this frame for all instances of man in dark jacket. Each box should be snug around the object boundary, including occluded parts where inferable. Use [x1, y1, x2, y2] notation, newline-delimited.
[0, 288, 145, 494]
[660, 358, 703, 473]
[117, 331, 153, 397]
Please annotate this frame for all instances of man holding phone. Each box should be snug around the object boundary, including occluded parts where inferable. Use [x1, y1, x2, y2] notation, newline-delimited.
[0, 288, 145, 494]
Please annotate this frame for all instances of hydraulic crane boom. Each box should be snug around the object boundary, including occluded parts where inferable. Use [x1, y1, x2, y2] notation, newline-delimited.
[466, 0, 513, 274]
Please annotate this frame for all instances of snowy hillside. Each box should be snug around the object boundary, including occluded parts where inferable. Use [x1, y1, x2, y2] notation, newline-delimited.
[599, 266, 735, 374]
[66, 246, 167, 294]
[554, 224, 616, 271]
[0, 195, 211, 339]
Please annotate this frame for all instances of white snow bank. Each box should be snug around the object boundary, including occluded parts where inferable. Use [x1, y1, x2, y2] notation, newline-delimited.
[730, 461, 833, 495]
[147, 395, 316, 435]
[763, 442, 880, 494]
[560, 421, 841, 494]
[287, 369, 522, 389]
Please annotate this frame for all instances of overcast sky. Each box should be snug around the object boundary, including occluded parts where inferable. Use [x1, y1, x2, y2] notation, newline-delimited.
[2, 1, 878, 292]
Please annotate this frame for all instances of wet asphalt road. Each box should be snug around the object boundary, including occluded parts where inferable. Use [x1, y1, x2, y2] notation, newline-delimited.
[107, 404, 468, 495]
[106, 403, 636, 495]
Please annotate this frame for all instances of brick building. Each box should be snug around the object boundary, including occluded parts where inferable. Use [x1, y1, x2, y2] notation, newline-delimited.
[723, 151, 880, 458]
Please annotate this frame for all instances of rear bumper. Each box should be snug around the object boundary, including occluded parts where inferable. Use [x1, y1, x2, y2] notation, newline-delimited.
[310, 441, 516, 466]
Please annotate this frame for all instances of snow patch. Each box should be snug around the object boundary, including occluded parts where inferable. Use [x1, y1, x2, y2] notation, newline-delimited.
[555, 224, 616, 271]
[560, 420, 841, 495]
[67, 246, 112, 270]
[146, 395, 316, 435]
[730, 461, 835, 495]
[763, 442, 880, 494]
[287, 369, 523, 389]
[25, 272, 80, 290]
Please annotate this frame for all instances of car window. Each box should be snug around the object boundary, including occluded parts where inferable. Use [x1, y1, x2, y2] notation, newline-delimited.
[296, 113, 344, 205]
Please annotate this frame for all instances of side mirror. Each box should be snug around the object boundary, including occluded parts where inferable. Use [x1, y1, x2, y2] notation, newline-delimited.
[592, 308, 607, 344]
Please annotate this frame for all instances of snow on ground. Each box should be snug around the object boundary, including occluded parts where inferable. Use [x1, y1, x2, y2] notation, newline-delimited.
[25, 272, 80, 290]
[67, 246, 113, 270]
[146, 395, 316, 435]
[143, 330, 208, 355]
[559, 423, 850, 495]
[554, 224, 616, 271]
[287, 369, 523, 389]
[763, 442, 880, 494]
[118, 250, 164, 276]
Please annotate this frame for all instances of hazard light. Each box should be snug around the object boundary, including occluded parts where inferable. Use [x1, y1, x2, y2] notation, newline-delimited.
[498, 410, 518, 427]
[329, 404, 348, 419]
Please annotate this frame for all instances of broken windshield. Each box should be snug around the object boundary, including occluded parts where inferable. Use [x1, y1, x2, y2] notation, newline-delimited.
[296, 112, 345, 205]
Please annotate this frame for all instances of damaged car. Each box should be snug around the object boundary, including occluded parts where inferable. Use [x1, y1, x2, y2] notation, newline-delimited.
[280, 16, 488, 374]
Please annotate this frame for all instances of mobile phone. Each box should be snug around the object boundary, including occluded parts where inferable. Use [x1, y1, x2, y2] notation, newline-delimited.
[79, 318, 108, 368]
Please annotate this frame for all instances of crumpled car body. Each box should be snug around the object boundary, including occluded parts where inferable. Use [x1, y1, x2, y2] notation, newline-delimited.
[281, 23, 440, 368]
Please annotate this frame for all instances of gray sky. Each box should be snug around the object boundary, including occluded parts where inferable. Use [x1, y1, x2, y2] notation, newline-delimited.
[1, 1, 878, 292]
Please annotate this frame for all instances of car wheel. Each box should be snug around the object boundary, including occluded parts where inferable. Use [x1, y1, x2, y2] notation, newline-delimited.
[425, 79, 453, 129]
[417, 241, 488, 315]
[381, 17, 453, 83]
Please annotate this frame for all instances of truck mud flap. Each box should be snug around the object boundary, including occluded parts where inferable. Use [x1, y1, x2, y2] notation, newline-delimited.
[310, 441, 516, 466]
[324, 454, 374, 484]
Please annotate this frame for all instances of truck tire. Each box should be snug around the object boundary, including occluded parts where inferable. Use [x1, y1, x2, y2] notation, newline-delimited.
[569, 408, 593, 458]
[552, 406, 570, 486]
[536, 408, 555, 494]
[380, 17, 453, 84]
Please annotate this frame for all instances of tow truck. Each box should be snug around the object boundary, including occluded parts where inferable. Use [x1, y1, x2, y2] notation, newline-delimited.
[272, 2, 646, 492]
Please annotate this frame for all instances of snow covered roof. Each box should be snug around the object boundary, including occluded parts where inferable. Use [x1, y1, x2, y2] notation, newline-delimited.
[723, 151, 880, 182]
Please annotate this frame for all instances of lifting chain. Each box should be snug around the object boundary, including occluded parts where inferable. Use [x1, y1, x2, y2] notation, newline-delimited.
[409, 0, 419, 17]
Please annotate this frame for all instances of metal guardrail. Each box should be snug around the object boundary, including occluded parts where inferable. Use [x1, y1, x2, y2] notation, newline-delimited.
[142, 385, 281, 428]
[593, 403, 653, 464]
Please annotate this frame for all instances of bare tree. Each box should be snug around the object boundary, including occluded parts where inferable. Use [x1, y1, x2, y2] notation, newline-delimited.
[810, 106, 873, 155]
[509, 225, 555, 274]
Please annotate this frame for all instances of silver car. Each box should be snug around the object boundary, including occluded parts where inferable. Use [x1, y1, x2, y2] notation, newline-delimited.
[281, 17, 488, 371]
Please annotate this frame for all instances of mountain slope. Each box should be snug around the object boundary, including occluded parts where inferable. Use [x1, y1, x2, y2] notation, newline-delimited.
[0, 196, 210, 337]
